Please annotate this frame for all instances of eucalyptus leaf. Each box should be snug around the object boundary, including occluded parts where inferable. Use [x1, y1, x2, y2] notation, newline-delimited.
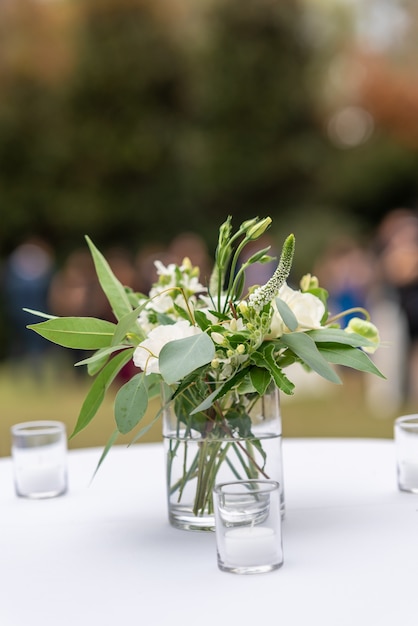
[308, 328, 375, 348]
[130, 403, 165, 444]
[114, 373, 150, 434]
[27, 317, 116, 350]
[318, 344, 385, 378]
[274, 297, 298, 331]
[86, 236, 133, 321]
[279, 333, 342, 384]
[71, 349, 133, 438]
[159, 333, 215, 385]
[141, 372, 161, 398]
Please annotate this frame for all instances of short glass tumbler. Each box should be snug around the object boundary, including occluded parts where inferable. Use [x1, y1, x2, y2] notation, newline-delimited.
[395, 415, 418, 493]
[11, 421, 68, 499]
[213, 479, 284, 574]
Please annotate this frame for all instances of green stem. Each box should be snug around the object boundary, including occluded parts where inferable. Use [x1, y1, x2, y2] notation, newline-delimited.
[193, 439, 223, 516]
[327, 307, 370, 324]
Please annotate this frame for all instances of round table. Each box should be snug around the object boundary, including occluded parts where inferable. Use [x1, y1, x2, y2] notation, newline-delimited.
[1, 438, 417, 626]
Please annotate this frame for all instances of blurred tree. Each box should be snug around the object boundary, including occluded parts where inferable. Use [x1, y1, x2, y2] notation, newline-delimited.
[1, 0, 417, 261]
[182, 0, 322, 227]
[0, 0, 323, 256]
[61, 0, 193, 248]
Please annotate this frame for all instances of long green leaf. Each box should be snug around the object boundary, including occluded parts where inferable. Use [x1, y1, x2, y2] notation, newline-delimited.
[75, 345, 130, 367]
[317, 344, 385, 378]
[112, 303, 148, 346]
[279, 333, 342, 384]
[129, 403, 164, 444]
[114, 373, 149, 434]
[87, 352, 113, 376]
[159, 333, 215, 385]
[71, 349, 133, 438]
[308, 328, 375, 348]
[91, 429, 120, 481]
[85, 236, 133, 321]
[27, 317, 116, 349]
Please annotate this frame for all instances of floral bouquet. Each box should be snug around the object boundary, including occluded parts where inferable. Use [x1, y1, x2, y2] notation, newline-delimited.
[27, 216, 383, 529]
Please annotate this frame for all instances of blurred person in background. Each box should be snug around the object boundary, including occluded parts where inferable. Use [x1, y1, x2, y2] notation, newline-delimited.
[313, 235, 378, 403]
[2, 237, 55, 378]
[374, 208, 418, 406]
[314, 235, 376, 327]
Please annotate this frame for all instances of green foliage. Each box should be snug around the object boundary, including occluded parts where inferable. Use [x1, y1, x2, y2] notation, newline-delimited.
[27, 317, 116, 350]
[71, 348, 134, 438]
[24, 216, 384, 452]
[21, 213, 386, 518]
[159, 333, 215, 385]
[85, 236, 133, 321]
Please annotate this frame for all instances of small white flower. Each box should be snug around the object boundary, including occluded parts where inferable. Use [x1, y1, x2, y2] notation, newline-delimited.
[133, 320, 203, 375]
[224, 317, 246, 333]
[152, 259, 206, 295]
[198, 294, 229, 323]
[211, 332, 225, 345]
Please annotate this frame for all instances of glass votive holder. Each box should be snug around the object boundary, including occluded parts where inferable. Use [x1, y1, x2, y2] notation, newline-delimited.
[11, 421, 68, 499]
[213, 479, 284, 574]
[394, 415, 418, 493]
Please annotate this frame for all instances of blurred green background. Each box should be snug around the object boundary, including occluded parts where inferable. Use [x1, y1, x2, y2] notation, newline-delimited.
[1, 0, 418, 454]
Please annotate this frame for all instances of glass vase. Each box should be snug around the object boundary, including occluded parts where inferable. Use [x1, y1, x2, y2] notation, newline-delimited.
[162, 385, 284, 531]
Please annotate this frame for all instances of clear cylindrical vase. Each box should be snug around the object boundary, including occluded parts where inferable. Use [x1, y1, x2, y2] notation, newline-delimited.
[163, 386, 284, 531]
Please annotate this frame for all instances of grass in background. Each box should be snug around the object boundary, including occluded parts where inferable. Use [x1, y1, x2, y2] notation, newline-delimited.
[0, 359, 162, 457]
[0, 359, 401, 458]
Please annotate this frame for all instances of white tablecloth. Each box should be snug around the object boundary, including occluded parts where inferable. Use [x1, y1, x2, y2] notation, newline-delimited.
[0, 438, 417, 626]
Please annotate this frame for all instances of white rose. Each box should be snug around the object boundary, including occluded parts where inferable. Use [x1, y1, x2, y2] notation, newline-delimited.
[133, 320, 203, 374]
[266, 283, 325, 339]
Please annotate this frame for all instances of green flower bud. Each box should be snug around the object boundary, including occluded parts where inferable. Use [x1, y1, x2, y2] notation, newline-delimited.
[241, 217, 259, 231]
[211, 332, 225, 345]
[346, 317, 380, 353]
[247, 217, 272, 240]
[300, 273, 319, 292]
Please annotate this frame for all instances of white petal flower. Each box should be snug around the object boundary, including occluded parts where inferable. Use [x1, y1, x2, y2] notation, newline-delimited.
[198, 294, 229, 323]
[133, 320, 203, 374]
[266, 283, 325, 339]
